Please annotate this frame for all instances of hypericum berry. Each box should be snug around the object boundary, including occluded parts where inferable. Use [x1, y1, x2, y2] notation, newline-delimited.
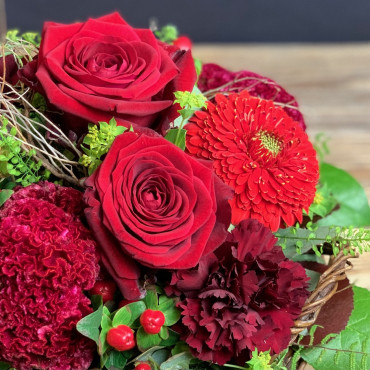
[106, 325, 135, 351]
[140, 309, 166, 335]
[135, 362, 151, 370]
[173, 35, 192, 51]
[89, 280, 116, 303]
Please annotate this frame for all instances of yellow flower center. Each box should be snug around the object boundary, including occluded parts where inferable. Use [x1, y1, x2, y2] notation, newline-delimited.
[257, 131, 282, 156]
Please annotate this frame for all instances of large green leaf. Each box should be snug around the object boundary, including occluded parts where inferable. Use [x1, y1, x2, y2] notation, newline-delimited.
[301, 286, 370, 370]
[159, 351, 193, 370]
[317, 163, 370, 226]
[76, 300, 103, 345]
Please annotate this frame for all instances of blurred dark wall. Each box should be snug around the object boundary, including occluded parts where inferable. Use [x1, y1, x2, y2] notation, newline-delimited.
[4, 0, 370, 42]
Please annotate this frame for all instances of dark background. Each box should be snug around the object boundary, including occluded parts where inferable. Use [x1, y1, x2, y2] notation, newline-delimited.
[4, 0, 370, 42]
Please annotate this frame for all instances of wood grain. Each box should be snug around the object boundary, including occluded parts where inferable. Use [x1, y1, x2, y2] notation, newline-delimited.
[193, 43, 370, 289]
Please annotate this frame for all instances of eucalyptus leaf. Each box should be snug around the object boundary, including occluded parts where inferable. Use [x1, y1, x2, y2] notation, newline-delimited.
[318, 163, 370, 226]
[301, 286, 370, 370]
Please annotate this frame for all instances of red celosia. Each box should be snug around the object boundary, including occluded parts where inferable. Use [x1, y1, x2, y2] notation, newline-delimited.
[186, 91, 319, 231]
[0, 182, 99, 370]
[168, 219, 310, 365]
[198, 63, 306, 130]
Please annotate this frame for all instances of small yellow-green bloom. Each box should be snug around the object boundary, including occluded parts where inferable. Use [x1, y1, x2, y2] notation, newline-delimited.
[174, 90, 207, 110]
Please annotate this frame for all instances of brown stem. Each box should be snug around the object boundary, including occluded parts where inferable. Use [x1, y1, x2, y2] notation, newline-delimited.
[1, 43, 6, 94]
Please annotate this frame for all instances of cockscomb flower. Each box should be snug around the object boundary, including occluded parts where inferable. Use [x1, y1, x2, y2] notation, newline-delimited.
[168, 219, 310, 364]
[185, 91, 319, 231]
[0, 182, 99, 370]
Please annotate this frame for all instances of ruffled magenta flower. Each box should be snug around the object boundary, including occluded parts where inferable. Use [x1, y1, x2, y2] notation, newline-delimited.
[0, 182, 99, 370]
[168, 219, 309, 365]
[198, 63, 305, 130]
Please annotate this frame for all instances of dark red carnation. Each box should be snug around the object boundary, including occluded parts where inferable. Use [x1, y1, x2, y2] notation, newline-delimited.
[169, 219, 309, 365]
[84, 131, 232, 300]
[198, 63, 305, 130]
[34, 12, 196, 135]
[0, 182, 99, 370]
[185, 91, 319, 231]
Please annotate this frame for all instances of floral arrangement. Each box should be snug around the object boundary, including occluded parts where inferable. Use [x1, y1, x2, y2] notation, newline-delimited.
[1, 12, 370, 370]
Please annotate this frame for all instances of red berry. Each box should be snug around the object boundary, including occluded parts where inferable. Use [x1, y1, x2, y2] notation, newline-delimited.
[135, 363, 151, 370]
[89, 280, 116, 303]
[140, 309, 165, 334]
[106, 325, 135, 351]
[173, 35, 192, 51]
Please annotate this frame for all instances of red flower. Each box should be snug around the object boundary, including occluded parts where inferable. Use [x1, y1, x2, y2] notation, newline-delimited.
[198, 63, 305, 130]
[35, 12, 196, 135]
[169, 219, 309, 364]
[185, 91, 319, 231]
[84, 131, 232, 300]
[0, 182, 99, 370]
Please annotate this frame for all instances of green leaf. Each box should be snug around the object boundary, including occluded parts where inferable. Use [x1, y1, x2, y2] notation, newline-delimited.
[159, 329, 180, 347]
[159, 326, 169, 340]
[276, 226, 335, 259]
[112, 306, 132, 327]
[99, 307, 113, 355]
[163, 307, 181, 326]
[317, 163, 370, 226]
[76, 301, 103, 345]
[145, 290, 159, 310]
[159, 351, 193, 370]
[194, 58, 202, 78]
[132, 346, 168, 363]
[136, 326, 162, 351]
[105, 350, 128, 369]
[305, 269, 321, 291]
[165, 129, 187, 150]
[0, 189, 13, 207]
[301, 286, 370, 370]
[125, 301, 147, 327]
[178, 108, 195, 120]
[0, 361, 10, 370]
[158, 296, 175, 312]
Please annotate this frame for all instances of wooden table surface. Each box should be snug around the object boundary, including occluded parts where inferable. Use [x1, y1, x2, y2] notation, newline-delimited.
[193, 43, 370, 289]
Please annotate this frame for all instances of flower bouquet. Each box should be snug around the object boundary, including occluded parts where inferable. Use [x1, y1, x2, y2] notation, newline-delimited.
[1, 12, 370, 370]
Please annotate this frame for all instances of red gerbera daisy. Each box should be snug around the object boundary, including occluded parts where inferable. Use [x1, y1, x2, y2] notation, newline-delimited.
[185, 91, 319, 231]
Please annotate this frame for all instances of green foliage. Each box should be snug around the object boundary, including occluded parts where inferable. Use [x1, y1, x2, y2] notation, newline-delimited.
[76, 289, 182, 369]
[301, 286, 370, 370]
[0, 362, 10, 370]
[3, 30, 39, 68]
[154, 25, 179, 43]
[0, 118, 43, 186]
[174, 90, 207, 111]
[0, 189, 13, 207]
[246, 349, 272, 370]
[79, 118, 127, 175]
[164, 128, 187, 150]
[275, 223, 370, 259]
[313, 133, 330, 163]
[305, 183, 337, 220]
[76, 296, 103, 345]
[317, 163, 370, 227]
[159, 351, 193, 369]
[6, 29, 41, 46]
[167, 88, 207, 150]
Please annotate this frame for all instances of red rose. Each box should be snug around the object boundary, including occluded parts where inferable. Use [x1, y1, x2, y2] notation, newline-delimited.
[84, 131, 232, 300]
[36, 13, 196, 135]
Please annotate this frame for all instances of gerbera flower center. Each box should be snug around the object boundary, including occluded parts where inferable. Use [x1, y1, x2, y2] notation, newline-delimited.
[256, 131, 282, 156]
